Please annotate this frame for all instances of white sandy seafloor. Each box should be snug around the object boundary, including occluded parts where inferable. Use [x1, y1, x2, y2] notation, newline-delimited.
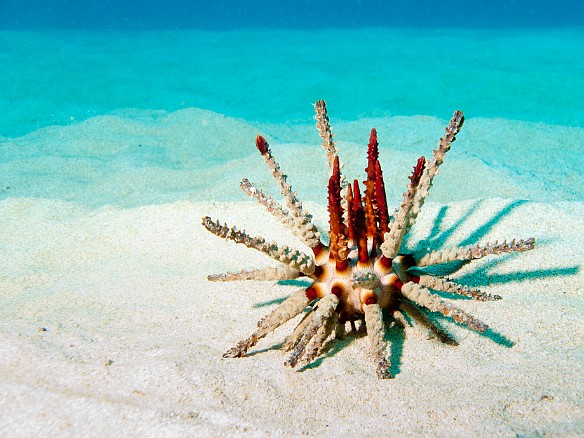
[1, 109, 583, 436]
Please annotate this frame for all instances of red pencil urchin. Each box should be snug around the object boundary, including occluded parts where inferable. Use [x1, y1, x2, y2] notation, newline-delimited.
[201, 100, 535, 379]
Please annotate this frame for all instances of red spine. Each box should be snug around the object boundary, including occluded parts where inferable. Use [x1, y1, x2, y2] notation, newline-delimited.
[256, 135, 269, 155]
[352, 180, 369, 263]
[346, 183, 354, 242]
[409, 156, 426, 187]
[327, 157, 349, 267]
[374, 160, 390, 237]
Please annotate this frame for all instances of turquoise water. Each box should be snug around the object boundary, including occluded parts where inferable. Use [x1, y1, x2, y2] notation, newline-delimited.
[2, 28, 584, 136]
[1, 28, 583, 207]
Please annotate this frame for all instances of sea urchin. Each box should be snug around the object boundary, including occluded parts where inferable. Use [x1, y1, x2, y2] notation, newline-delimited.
[202, 100, 535, 378]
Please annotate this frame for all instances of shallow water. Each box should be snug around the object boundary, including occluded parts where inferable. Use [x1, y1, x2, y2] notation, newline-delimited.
[1, 28, 583, 208]
[2, 28, 584, 136]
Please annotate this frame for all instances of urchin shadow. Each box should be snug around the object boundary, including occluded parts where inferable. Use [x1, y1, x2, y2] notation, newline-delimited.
[253, 296, 288, 308]
[422, 201, 481, 247]
[406, 199, 525, 251]
[253, 279, 312, 308]
[409, 199, 578, 289]
[385, 317, 406, 377]
[458, 200, 528, 247]
[244, 342, 283, 357]
[402, 200, 577, 348]
[426, 311, 515, 348]
[455, 254, 580, 288]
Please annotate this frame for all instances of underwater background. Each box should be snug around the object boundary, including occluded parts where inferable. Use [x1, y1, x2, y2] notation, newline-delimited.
[1, 0, 583, 208]
[2, 2, 584, 436]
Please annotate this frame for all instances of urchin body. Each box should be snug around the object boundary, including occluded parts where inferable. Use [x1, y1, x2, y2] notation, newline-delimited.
[202, 101, 534, 378]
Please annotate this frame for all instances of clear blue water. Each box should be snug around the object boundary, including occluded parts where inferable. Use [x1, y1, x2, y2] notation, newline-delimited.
[1, 28, 584, 138]
[1, 2, 583, 207]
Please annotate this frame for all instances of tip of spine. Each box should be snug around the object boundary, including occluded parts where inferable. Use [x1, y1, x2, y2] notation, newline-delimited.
[409, 156, 426, 186]
[256, 135, 269, 155]
[315, 100, 326, 110]
[453, 110, 465, 128]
